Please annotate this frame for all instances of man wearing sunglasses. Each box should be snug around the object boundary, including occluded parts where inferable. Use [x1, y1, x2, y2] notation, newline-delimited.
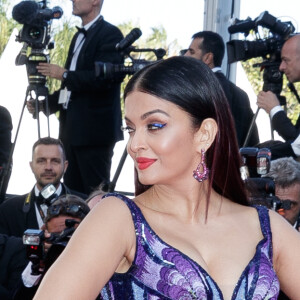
[13, 195, 90, 300]
[265, 157, 300, 230]
[0, 137, 86, 238]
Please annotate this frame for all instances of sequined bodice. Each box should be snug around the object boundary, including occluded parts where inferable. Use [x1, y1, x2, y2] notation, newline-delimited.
[99, 193, 279, 299]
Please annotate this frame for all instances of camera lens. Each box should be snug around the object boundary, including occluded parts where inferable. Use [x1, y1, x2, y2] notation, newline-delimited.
[29, 27, 42, 40]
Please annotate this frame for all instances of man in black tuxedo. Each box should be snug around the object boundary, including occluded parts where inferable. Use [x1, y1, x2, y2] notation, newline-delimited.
[0, 137, 86, 238]
[184, 31, 259, 147]
[0, 106, 13, 203]
[28, 0, 124, 194]
[257, 34, 300, 159]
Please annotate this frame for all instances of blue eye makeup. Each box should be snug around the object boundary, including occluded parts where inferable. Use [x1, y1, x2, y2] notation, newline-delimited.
[147, 123, 167, 130]
[121, 123, 167, 133]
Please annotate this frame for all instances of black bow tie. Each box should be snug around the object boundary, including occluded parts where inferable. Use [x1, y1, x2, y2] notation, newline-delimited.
[76, 26, 87, 36]
[35, 193, 46, 206]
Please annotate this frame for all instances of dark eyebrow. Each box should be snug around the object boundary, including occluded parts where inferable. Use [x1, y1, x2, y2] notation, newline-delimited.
[125, 109, 170, 123]
[141, 109, 170, 120]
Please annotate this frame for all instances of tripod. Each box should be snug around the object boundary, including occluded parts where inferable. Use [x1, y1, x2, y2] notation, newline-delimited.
[0, 83, 51, 203]
[243, 96, 286, 148]
[243, 60, 287, 148]
[106, 146, 132, 195]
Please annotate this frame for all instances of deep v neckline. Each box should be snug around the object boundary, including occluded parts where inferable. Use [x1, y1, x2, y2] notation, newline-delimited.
[131, 199, 267, 300]
[102, 193, 279, 300]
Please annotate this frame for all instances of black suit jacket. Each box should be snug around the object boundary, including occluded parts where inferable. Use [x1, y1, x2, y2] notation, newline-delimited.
[214, 72, 259, 147]
[260, 110, 300, 159]
[0, 106, 12, 167]
[48, 17, 124, 147]
[272, 110, 300, 141]
[0, 184, 87, 238]
[0, 234, 28, 300]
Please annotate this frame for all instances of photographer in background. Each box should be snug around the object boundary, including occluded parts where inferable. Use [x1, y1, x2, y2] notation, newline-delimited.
[0, 137, 86, 238]
[0, 105, 12, 203]
[184, 31, 259, 147]
[13, 194, 90, 300]
[28, 0, 124, 195]
[264, 156, 300, 300]
[257, 34, 300, 159]
[264, 157, 300, 230]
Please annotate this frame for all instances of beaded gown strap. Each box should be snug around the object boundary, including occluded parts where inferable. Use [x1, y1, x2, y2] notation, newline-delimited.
[253, 205, 273, 258]
[102, 192, 142, 225]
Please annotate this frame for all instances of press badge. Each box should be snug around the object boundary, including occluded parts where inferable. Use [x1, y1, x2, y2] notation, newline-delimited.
[58, 87, 71, 108]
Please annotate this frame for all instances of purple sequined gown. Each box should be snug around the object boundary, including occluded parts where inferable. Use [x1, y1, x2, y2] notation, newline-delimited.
[99, 193, 280, 299]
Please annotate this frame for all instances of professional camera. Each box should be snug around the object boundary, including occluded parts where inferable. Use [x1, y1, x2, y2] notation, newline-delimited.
[12, 0, 63, 94]
[12, 0, 63, 49]
[227, 11, 294, 63]
[12, 0, 63, 137]
[23, 219, 78, 275]
[240, 147, 292, 211]
[227, 11, 295, 105]
[39, 183, 58, 206]
[95, 28, 166, 80]
[240, 147, 271, 179]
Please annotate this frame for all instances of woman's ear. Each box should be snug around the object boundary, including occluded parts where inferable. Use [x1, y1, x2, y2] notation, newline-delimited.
[194, 118, 218, 150]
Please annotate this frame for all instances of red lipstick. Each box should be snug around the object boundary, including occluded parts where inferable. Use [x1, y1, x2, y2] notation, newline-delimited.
[136, 157, 156, 170]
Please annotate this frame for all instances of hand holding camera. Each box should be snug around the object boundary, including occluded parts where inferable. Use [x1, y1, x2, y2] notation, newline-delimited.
[257, 91, 281, 114]
[36, 63, 66, 81]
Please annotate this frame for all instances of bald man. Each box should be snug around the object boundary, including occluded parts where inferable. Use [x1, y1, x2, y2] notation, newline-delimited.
[257, 34, 300, 159]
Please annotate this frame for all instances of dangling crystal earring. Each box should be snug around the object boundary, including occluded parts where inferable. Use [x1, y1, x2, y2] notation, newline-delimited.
[193, 149, 209, 182]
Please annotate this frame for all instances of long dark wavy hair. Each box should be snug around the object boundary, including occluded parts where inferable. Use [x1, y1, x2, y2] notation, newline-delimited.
[124, 56, 248, 206]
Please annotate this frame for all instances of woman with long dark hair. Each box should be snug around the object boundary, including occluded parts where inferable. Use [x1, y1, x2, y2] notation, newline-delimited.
[34, 57, 300, 299]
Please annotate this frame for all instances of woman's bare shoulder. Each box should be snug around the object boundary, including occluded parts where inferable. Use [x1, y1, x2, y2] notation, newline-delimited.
[90, 194, 136, 220]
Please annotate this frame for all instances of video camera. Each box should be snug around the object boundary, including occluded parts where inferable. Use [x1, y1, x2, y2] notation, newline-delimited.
[12, 0, 63, 99]
[95, 28, 166, 80]
[11, 0, 63, 138]
[12, 0, 63, 49]
[227, 11, 294, 63]
[227, 11, 295, 105]
[240, 147, 293, 211]
[23, 219, 78, 275]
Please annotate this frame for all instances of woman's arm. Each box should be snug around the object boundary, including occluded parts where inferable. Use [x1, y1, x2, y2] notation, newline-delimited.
[34, 196, 136, 300]
[270, 209, 300, 299]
